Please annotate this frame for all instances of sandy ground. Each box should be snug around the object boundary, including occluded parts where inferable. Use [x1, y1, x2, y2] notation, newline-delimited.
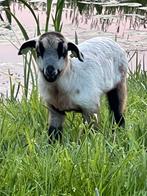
[0, 3, 147, 97]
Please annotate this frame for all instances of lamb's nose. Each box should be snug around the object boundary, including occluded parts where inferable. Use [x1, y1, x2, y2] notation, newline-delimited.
[46, 66, 55, 76]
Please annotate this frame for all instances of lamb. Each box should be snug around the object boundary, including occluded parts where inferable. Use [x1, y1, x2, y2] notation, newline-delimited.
[18, 31, 128, 142]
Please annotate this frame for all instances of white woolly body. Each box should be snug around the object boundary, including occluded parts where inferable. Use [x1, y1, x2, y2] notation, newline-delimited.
[39, 37, 128, 113]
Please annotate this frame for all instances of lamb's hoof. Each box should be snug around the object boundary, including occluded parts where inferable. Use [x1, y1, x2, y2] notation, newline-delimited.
[48, 126, 63, 143]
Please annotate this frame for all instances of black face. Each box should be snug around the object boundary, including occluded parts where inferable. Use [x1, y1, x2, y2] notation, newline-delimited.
[43, 66, 61, 83]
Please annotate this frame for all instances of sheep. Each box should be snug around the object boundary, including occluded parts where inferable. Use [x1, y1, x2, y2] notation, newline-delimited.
[18, 31, 128, 142]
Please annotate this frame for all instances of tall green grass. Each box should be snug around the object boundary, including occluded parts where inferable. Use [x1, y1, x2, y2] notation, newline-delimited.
[0, 68, 147, 195]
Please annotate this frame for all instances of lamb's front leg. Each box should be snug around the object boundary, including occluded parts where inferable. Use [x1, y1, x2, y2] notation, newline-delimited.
[48, 106, 65, 143]
[82, 111, 99, 129]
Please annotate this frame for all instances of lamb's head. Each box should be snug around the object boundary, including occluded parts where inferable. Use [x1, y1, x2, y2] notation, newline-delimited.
[18, 31, 84, 82]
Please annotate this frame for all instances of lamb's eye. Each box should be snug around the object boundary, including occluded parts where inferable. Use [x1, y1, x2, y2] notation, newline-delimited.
[57, 41, 67, 59]
[36, 41, 45, 58]
[38, 42, 45, 57]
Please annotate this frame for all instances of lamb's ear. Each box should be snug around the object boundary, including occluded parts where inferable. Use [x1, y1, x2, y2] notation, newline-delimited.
[67, 42, 84, 62]
[18, 39, 37, 55]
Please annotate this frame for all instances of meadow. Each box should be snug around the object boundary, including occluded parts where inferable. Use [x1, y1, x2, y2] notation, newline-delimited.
[1, 64, 147, 196]
[0, 0, 147, 195]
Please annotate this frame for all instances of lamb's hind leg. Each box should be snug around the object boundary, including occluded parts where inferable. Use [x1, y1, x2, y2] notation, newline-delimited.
[106, 78, 127, 128]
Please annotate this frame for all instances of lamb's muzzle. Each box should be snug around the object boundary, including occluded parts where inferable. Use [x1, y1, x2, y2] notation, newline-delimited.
[18, 31, 128, 142]
[43, 66, 61, 82]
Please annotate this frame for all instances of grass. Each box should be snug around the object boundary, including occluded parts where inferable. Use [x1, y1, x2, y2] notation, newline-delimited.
[0, 68, 147, 196]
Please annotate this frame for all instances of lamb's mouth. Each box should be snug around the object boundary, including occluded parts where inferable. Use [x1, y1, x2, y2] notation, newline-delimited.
[42, 69, 62, 82]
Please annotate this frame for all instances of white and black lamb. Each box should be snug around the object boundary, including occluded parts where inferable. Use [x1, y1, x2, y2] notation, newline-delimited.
[18, 31, 128, 141]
